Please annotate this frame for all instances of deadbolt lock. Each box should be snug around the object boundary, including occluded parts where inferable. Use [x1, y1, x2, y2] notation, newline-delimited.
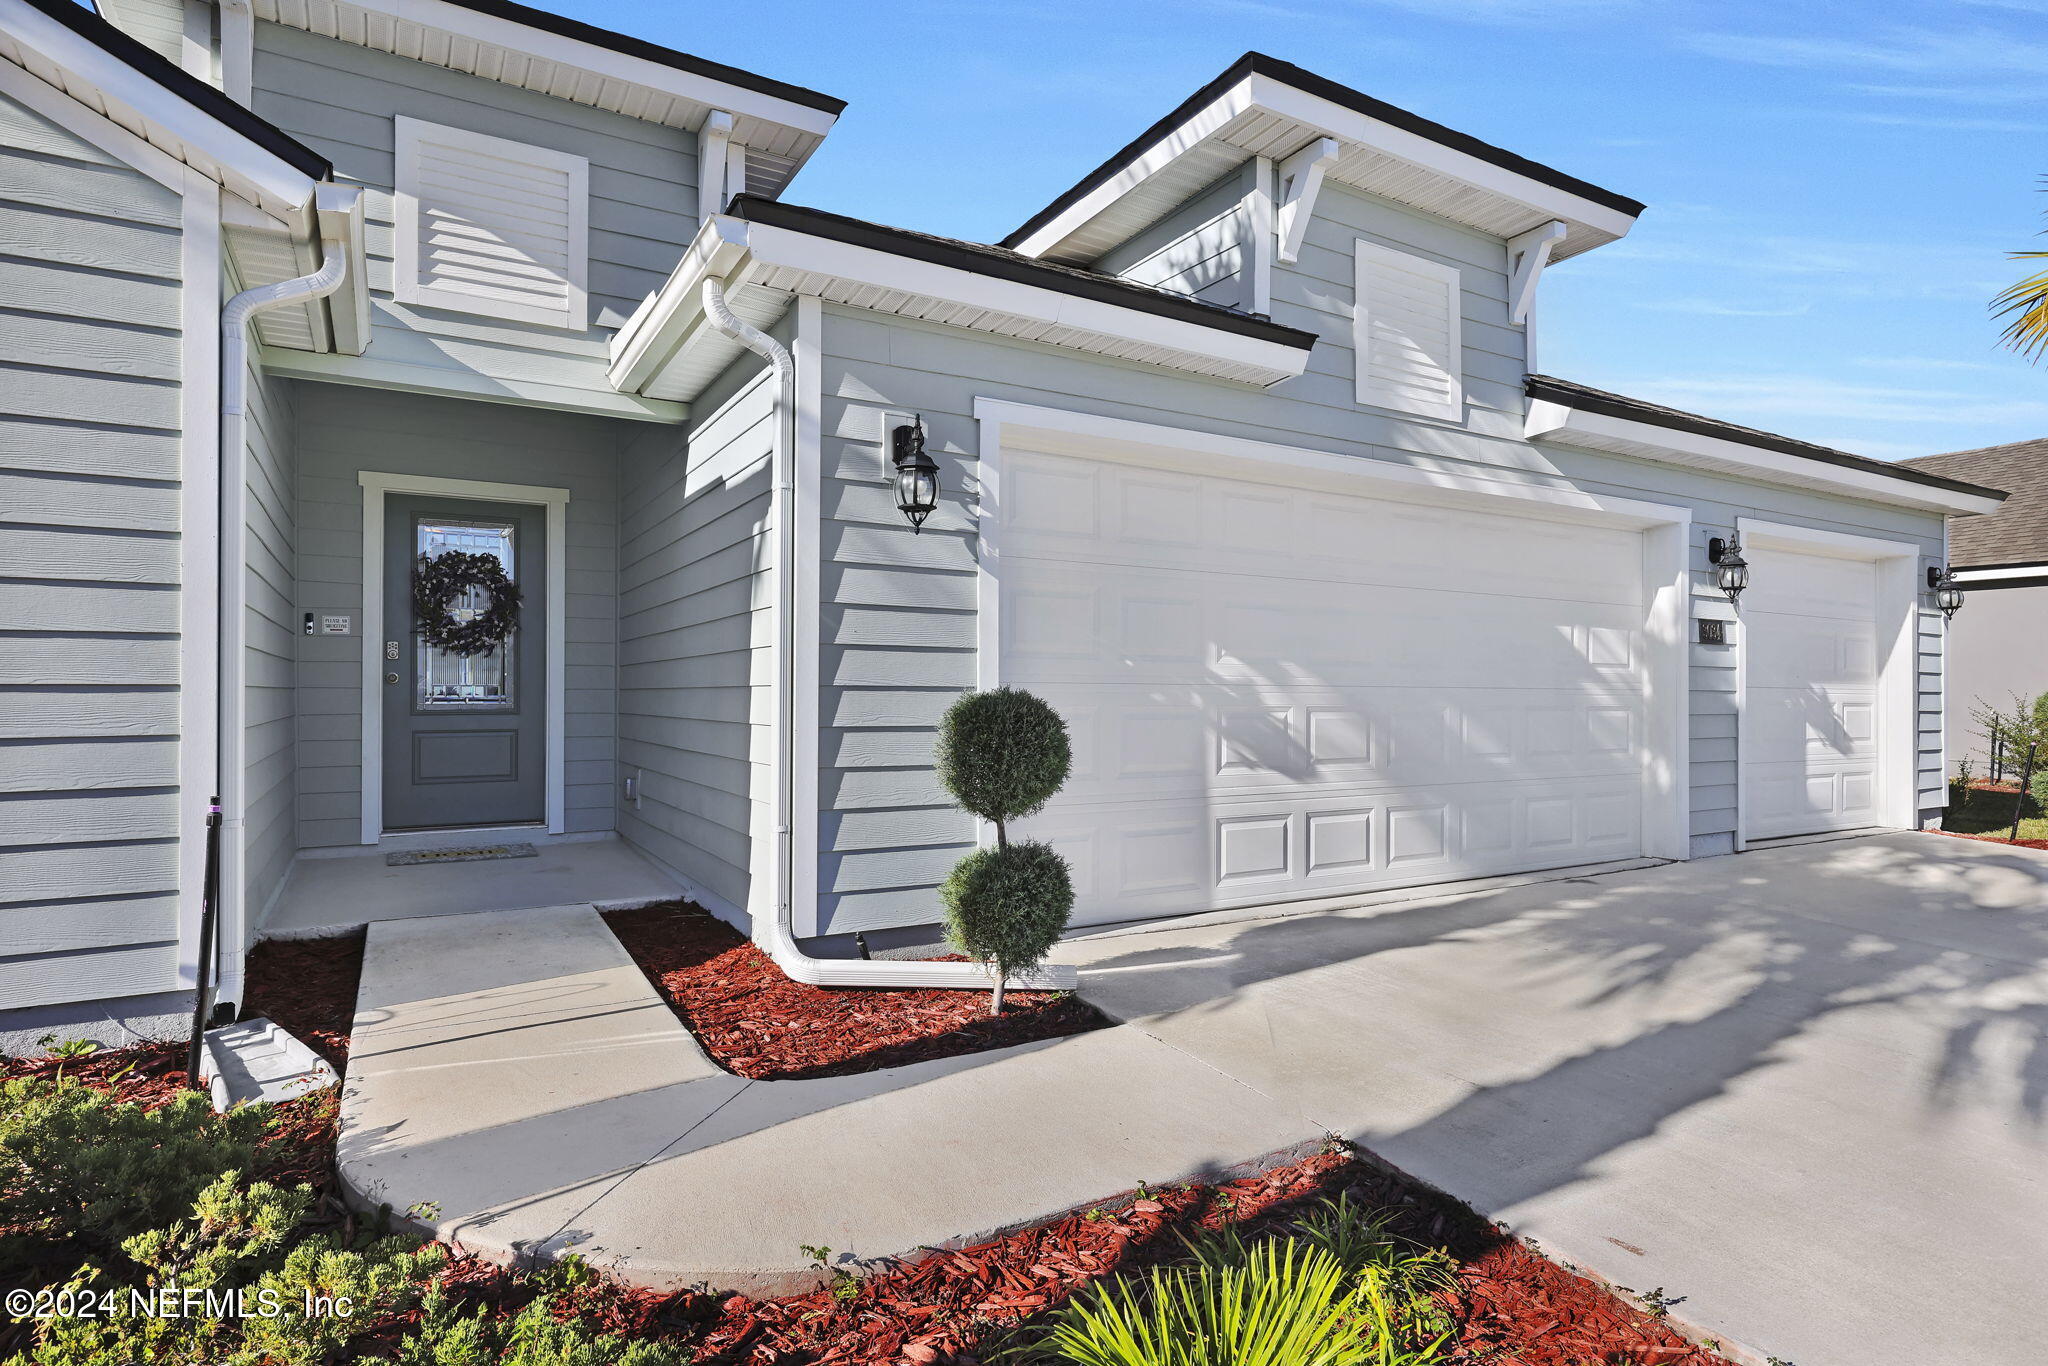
[385, 672, 399, 685]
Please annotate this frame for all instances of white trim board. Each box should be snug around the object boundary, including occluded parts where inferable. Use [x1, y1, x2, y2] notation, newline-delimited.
[790, 296, 824, 938]
[356, 471, 570, 844]
[176, 167, 223, 993]
[1731, 517, 1924, 849]
[1527, 398, 2004, 517]
[971, 396, 1693, 865]
[0, 50, 185, 191]
[0, 0, 320, 216]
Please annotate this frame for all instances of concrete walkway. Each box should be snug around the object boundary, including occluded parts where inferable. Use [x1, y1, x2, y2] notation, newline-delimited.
[338, 904, 1318, 1294]
[1059, 831, 2048, 1366]
[338, 833, 2048, 1366]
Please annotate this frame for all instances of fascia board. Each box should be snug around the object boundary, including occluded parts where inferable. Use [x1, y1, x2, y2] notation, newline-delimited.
[1, 0, 317, 209]
[1007, 78, 1256, 259]
[1247, 73, 1639, 244]
[1529, 401, 2006, 517]
[742, 219, 1312, 382]
[608, 215, 752, 391]
[344, 0, 837, 138]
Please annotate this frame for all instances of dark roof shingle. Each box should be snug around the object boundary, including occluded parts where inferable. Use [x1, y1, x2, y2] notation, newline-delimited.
[1903, 440, 2048, 566]
[1526, 375, 2010, 503]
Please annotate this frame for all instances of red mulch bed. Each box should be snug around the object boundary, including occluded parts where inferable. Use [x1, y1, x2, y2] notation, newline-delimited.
[432, 1147, 1729, 1366]
[242, 928, 367, 1072]
[1932, 827, 2048, 851]
[603, 902, 1108, 1080]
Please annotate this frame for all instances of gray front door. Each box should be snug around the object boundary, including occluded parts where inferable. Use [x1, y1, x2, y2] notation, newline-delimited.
[383, 494, 545, 831]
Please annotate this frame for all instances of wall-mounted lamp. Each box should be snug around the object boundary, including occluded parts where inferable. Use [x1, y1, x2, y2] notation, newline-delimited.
[1929, 565, 1965, 621]
[1707, 534, 1750, 606]
[890, 416, 940, 533]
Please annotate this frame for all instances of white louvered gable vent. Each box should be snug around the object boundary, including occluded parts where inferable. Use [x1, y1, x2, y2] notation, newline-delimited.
[1353, 239, 1463, 422]
[393, 117, 589, 330]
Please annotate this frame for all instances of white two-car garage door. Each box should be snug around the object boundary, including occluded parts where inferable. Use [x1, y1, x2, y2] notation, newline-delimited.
[1741, 545, 1883, 839]
[1001, 447, 1650, 926]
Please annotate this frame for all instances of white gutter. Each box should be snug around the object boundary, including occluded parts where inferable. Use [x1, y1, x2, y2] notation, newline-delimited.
[700, 278, 1076, 992]
[212, 192, 354, 1007]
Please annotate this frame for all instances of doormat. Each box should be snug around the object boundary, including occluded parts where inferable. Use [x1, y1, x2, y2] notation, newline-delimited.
[385, 843, 539, 867]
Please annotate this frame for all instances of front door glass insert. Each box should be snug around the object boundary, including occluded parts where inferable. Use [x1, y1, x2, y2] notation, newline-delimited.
[415, 517, 516, 709]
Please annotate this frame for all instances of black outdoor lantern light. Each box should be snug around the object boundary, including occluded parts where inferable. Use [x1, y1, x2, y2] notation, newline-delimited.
[1930, 565, 1965, 621]
[891, 416, 940, 533]
[1707, 533, 1750, 605]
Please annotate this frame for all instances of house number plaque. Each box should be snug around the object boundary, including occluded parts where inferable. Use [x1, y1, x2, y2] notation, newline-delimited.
[1697, 618, 1726, 645]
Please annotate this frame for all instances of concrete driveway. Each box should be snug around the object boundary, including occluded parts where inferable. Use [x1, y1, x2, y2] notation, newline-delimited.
[1061, 832, 2048, 1366]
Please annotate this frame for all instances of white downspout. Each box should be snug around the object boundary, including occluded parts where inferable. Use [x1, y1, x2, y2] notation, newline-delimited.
[212, 226, 349, 1009]
[700, 279, 1076, 992]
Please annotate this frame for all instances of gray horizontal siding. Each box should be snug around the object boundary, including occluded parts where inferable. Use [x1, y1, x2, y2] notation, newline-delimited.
[250, 22, 696, 414]
[813, 296, 1949, 935]
[244, 358, 297, 935]
[0, 91, 187, 1009]
[292, 385, 625, 849]
[1098, 167, 1249, 311]
[615, 346, 775, 919]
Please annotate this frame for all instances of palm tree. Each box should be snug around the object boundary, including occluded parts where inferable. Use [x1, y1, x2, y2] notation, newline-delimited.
[1996, 191, 2048, 358]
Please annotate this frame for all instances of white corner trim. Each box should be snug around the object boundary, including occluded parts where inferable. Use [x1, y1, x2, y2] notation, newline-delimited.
[217, 0, 252, 104]
[356, 471, 571, 844]
[1246, 155, 1274, 317]
[1506, 218, 1566, 326]
[791, 296, 824, 938]
[176, 168, 223, 991]
[0, 51, 185, 191]
[392, 115, 589, 330]
[1527, 399, 2007, 516]
[1274, 135, 1339, 265]
[1734, 516, 1924, 841]
[696, 108, 733, 225]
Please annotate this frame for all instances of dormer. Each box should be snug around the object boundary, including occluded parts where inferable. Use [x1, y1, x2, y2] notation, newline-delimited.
[1003, 53, 1641, 425]
[94, 0, 844, 420]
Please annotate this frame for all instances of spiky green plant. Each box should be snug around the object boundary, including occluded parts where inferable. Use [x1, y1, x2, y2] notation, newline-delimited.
[1022, 1230, 1453, 1366]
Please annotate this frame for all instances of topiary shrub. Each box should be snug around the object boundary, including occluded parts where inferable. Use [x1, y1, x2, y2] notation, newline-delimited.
[934, 688, 1076, 1013]
[2032, 770, 2048, 819]
[936, 687, 1071, 843]
[941, 842, 1075, 1016]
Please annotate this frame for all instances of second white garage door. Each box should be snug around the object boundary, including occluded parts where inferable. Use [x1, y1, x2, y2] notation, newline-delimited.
[1741, 545, 1883, 839]
[1001, 447, 1650, 926]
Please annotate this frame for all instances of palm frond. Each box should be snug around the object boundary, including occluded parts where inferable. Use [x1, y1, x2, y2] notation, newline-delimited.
[1995, 251, 2048, 359]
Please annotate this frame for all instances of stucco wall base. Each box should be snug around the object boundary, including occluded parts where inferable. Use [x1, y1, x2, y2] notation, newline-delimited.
[0, 990, 196, 1058]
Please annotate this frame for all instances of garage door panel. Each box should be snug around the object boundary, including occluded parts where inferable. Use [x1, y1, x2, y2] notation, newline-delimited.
[1020, 776, 1643, 925]
[1005, 558, 1644, 690]
[1742, 546, 1883, 839]
[1038, 684, 1640, 807]
[1006, 449, 1643, 608]
[1002, 446, 1650, 920]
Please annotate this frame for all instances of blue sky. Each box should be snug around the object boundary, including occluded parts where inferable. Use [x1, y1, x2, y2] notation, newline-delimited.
[571, 0, 2048, 462]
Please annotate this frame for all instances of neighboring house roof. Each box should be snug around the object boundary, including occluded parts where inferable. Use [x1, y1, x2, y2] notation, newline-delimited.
[1903, 439, 2048, 567]
[1526, 375, 2010, 515]
[6, 0, 330, 192]
[727, 197, 1318, 350]
[1004, 51, 1643, 267]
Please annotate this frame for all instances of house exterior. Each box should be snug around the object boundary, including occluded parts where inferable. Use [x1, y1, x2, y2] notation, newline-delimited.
[0, 2, 2007, 1047]
[1903, 439, 2048, 771]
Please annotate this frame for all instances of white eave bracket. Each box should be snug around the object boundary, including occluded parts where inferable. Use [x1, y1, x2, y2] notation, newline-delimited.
[1507, 219, 1566, 326]
[1274, 135, 1339, 265]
